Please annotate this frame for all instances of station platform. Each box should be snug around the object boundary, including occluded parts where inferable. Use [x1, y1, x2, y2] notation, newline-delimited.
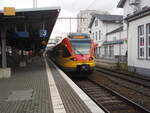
[0, 56, 104, 113]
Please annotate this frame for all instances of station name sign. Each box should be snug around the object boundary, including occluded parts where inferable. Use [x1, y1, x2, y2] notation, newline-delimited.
[40, 30, 48, 38]
[4, 7, 15, 16]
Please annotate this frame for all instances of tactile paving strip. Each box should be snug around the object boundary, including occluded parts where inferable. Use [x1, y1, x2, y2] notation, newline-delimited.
[48, 61, 92, 113]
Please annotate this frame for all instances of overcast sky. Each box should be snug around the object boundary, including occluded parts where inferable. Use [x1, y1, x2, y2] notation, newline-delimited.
[0, 0, 123, 38]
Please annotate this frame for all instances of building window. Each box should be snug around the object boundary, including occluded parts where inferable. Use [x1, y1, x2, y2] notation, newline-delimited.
[83, 18, 85, 22]
[93, 33, 94, 39]
[105, 46, 108, 57]
[95, 20, 98, 27]
[95, 32, 97, 40]
[99, 30, 101, 40]
[99, 47, 101, 55]
[138, 25, 144, 59]
[109, 45, 114, 57]
[113, 37, 116, 41]
[94, 48, 97, 57]
[146, 24, 150, 59]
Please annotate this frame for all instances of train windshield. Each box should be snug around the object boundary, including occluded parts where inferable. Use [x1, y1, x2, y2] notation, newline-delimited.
[70, 40, 91, 55]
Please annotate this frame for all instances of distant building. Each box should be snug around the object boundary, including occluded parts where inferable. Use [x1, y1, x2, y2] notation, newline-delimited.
[77, 10, 109, 34]
[88, 14, 123, 59]
[117, 0, 150, 76]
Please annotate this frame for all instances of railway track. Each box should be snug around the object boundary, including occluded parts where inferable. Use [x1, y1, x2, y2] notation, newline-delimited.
[75, 79, 150, 113]
[95, 67, 150, 88]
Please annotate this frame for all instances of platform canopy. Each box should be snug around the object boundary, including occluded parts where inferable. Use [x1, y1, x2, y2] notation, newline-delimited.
[0, 7, 60, 50]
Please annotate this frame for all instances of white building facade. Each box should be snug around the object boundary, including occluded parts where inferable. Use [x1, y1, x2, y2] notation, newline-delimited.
[88, 14, 123, 59]
[117, 0, 150, 76]
[105, 27, 127, 61]
[77, 10, 109, 34]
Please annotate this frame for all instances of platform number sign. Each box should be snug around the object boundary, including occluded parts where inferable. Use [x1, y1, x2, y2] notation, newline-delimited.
[40, 30, 47, 38]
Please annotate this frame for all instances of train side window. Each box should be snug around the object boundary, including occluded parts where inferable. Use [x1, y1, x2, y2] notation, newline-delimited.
[58, 47, 63, 57]
[63, 46, 71, 57]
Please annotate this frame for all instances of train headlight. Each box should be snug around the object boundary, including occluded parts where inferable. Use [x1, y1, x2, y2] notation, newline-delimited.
[70, 57, 77, 61]
[89, 57, 94, 61]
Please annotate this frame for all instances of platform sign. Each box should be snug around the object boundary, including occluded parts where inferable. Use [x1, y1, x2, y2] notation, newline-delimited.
[4, 7, 15, 16]
[40, 30, 48, 38]
[13, 32, 29, 38]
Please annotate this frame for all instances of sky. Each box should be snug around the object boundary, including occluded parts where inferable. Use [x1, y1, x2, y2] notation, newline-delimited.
[0, 0, 123, 39]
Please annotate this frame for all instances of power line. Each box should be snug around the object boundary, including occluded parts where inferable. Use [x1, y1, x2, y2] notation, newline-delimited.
[86, 0, 97, 10]
[57, 17, 87, 33]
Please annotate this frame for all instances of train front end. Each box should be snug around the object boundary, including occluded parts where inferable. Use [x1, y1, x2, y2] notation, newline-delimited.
[62, 33, 95, 73]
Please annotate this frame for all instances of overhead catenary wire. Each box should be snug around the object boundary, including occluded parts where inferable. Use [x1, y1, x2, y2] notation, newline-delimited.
[57, 17, 86, 33]
[86, 0, 97, 10]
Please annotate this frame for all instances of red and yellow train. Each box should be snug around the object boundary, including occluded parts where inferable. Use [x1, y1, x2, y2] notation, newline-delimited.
[50, 33, 95, 73]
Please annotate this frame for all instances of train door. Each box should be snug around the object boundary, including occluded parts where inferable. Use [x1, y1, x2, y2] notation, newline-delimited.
[57, 45, 63, 64]
[61, 45, 71, 65]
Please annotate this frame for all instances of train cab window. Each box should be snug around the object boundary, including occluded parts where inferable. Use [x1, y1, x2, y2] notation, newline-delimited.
[62, 46, 71, 57]
[70, 39, 91, 55]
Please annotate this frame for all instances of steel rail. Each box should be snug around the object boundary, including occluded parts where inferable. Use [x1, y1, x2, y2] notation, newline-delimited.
[95, 67, 150, 88]
[75, 79, 150, 113]
[89, 79, 150, 113]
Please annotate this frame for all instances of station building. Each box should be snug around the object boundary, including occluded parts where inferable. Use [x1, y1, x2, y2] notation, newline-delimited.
[117, 0, 150, 76]
[88, 14, 126, 61]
